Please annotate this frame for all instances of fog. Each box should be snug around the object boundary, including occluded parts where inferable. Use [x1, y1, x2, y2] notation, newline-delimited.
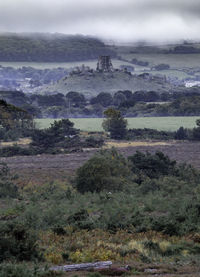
[1, 0, 200, 43]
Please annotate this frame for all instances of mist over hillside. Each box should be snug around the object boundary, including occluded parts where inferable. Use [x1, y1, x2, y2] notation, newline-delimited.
[0, 33, 116, 62]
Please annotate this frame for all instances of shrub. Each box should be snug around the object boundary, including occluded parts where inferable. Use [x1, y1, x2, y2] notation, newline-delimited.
[174, 127, 188, 140]
[128, 151, 177, 180]
[83, 136, 104, 148]
[0, 222, 41, 262]
[193, 127, 200, 140]
[67, 209, 93, 229]
[0, 263, 33, 277]
[31, 119, 79, 150]
[0, 163, 18, 198]
[0, 263, 62, 277]
[127, 128, 174, 140]
[75, 148, 131, 193]
[0, 144, 32, 157]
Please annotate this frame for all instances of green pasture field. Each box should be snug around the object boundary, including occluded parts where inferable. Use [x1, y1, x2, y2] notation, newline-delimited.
[35, 116, 199, 132]
[121, 53, 200, 68]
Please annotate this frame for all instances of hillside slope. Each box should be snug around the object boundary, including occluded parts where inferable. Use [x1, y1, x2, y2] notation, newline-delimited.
[0, 33, 116, 62]
[38, 71, 174, 97]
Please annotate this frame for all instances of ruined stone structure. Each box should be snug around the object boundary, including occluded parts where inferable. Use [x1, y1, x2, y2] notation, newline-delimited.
[96, 56, 114, 72]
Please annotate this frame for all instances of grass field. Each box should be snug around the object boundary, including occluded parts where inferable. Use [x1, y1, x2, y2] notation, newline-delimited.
[35, 116, 199, 132]
[120, 53, 200, 68]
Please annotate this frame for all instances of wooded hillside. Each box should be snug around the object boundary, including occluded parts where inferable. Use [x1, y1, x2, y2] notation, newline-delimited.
[0, 33, 116, 62]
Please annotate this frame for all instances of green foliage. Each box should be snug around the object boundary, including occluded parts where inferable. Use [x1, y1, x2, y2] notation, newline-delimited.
[174, 126, 188, 140]
[91, 92, 113, 107]
[128, 151, 177, 180]
[75, 148, 130, 193]
[127, 128, 174, 140]
[66, 91, 86, 108]
[102, 108, 127, 139]
[31, 119, 79, 150]
[0, 163, 18, 198]
[0, 99, 33, 131]
[86, 273, 102, 277]
[83, 136, 104, 148]
[67, 209, 93, 230]
[0, 263, 62, 277]
[0, 263, 34, 277]
[0, 33, 116, 62]
[0, 222, 40, 262]
[0, 145, 33, 157]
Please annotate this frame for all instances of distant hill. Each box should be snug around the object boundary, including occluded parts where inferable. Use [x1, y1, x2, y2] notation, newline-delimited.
[0, 33, 116, 62]
[38, 71, 174, 97]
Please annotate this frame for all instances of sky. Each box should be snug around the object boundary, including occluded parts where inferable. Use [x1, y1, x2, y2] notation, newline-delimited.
[0, 0, 200, 44]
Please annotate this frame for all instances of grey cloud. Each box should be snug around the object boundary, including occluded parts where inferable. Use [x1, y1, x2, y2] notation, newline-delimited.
[0, 0, 200, 43]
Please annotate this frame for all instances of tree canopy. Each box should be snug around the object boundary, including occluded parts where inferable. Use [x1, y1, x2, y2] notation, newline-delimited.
[0, 33, 116, 62]
[102, 108, 127, 139]
[0, 99, 32, 130]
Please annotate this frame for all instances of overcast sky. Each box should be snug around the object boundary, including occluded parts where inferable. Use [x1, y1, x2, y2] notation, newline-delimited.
[1, 0, 200, 43]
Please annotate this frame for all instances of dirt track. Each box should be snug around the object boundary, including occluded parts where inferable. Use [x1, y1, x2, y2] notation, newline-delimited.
[0, 141, 200, 172]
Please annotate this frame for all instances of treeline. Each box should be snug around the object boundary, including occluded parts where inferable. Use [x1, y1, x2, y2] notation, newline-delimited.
[168, 45, 200, 54]
[2, 88, 200, 118]
[0, 33, 116, 62]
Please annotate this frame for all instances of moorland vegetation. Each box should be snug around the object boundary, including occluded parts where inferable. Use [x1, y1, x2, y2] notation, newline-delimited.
[1, 148, 200, 275]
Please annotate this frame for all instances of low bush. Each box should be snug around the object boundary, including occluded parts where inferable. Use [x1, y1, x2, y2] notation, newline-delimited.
[0, 263, 63, 277]
[0, 144, 33, 157]
[0, 221, 41, 262]
[0, 163, 18, 198]
[128, 151, 177, 180]
[0, 263, 34, 277]
[83, 136, 104, 148]
[127, 128, 174, 140]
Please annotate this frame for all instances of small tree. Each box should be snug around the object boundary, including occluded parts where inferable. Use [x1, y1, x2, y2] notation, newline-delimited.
[102, 108, 127, 139]
[174, 126, 188, 140]
[31, 119, 79, 150]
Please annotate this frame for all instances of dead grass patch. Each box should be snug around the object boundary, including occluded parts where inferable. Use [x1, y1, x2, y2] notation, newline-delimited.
[0, 137, 31, 147]
[104, 140, 172, 148]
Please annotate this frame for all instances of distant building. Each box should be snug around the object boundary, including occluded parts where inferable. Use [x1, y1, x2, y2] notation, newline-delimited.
[96, 56, 114, 72]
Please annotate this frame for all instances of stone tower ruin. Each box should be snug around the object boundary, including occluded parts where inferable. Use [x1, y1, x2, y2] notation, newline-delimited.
[96, 56, 114, 72]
